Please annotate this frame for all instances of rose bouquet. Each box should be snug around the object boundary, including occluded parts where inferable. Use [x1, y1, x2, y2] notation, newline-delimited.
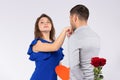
[91, 57, 106, 80]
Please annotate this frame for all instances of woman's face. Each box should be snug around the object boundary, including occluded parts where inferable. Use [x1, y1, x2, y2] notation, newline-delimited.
[38, 17, 52, 32]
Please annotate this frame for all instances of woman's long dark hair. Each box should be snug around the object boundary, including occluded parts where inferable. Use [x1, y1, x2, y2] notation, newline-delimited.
[34, 14, 55, 41]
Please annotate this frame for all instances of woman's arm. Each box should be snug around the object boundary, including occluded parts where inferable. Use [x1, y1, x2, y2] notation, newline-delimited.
[32, 27, 72, 52]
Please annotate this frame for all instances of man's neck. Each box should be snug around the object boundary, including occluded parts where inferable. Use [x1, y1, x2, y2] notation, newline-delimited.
[76, 24, 87, 28]
[76, 20, 87, 28]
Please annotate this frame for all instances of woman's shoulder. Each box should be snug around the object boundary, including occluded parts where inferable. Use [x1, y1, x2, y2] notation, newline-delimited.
[60, 47, 64, 51]
[30, 38, 38, 45]
[30, 38, 45, 45]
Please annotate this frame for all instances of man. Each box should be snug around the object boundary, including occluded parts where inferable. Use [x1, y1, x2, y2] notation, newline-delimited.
[68, 4, 100, 80]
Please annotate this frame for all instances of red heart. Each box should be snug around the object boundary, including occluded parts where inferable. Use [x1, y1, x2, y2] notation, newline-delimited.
[55, 65, 70, 80]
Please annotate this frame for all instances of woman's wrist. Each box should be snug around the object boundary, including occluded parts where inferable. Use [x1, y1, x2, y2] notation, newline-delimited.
[63, 28, 67, 32]
[62, 28, 67, 35]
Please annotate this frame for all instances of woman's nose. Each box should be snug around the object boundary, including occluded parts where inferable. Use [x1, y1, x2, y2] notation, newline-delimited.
[44, 22, 48, 25]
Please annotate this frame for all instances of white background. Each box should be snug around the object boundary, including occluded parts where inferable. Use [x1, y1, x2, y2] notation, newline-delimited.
[0, 0, 120, 80]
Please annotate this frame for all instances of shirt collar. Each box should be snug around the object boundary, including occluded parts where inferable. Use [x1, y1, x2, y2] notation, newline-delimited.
[74, 25, 89, 33]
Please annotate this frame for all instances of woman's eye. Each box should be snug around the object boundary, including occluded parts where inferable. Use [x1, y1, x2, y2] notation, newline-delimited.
[47, 22, 50, 23]
[40, 22, 50, 24]
[40, 22, 44, 23]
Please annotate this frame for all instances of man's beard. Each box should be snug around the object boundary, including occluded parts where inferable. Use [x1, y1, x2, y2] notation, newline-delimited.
[70, 22, 76, 32]
[72, 26, 76, 32]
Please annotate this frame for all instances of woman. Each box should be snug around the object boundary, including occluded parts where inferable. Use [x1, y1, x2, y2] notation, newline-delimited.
[27, 14, 72, 80]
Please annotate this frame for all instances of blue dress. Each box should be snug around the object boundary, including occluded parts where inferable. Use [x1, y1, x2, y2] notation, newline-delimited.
[27, 38, 64, 80]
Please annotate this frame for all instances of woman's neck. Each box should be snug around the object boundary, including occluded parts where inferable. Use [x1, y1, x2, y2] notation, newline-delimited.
[41, 32, 51, 41]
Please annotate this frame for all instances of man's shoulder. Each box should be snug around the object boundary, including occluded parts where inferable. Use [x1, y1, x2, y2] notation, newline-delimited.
[76, 27, 100, 38]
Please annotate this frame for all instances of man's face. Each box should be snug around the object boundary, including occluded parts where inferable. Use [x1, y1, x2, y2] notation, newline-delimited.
[70, 14, 76, 31]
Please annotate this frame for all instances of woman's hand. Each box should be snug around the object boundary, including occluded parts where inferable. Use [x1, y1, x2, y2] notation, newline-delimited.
[63, 26, 73, 37]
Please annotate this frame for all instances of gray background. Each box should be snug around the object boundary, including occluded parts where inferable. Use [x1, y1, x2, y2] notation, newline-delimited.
[0, 0, 120, 80]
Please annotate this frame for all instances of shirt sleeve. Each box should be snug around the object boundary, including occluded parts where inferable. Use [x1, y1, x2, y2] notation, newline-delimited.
[80, 38, 100, 80]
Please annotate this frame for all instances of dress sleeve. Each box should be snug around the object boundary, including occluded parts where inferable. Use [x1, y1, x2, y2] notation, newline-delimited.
[27, 39, 52, 61]
[27, 39, 38, 61]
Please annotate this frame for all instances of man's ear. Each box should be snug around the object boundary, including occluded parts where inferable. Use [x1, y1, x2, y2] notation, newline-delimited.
[74, 14, 78, 22]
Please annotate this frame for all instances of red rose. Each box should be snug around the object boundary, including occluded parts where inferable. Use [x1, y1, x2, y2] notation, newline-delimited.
[91, 57, 106, 80]
[99, 58, 106, 66]
[91, 57, 100, 67]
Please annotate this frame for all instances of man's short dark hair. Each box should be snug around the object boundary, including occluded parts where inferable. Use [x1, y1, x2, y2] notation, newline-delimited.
[70, 4, 89, 21]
